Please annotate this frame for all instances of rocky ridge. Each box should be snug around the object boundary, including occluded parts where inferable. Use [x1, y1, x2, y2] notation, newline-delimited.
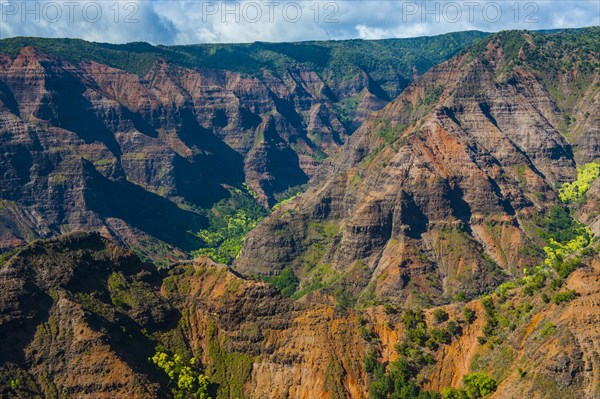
[1, 230, 599, 398]
[236, 27, 600, 307]
[0, 32, 485, 259]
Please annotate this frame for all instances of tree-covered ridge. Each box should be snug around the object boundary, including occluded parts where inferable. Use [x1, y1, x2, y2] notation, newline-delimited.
[0, 31, 488, 94]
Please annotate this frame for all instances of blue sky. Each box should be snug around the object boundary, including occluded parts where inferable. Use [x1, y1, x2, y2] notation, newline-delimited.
[0, 1, 598, 44]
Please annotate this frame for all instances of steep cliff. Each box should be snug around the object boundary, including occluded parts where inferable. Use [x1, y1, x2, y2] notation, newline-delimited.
[0, 233, 370, 399]
[2, 230, 599, 398]
[0, 32, 485, 259]
[236, 27, 600, 307]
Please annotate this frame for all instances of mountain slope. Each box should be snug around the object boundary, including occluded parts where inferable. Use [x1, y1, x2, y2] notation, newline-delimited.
[0, 32, 486, 260]
[235, 27, 600, 306]
[0, 232, 370, 399]
[1, 231, 599, 398]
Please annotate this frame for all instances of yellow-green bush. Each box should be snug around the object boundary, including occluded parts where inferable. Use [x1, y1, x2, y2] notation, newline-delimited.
[150, 351, 211, 399]
[559, 162, 600, 202]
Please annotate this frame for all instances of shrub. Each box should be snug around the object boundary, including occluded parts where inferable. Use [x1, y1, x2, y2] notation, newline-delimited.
[441, 373, 497, 399]
[559, 162, 600, 202]
[407, 328, 430, 347]
[455, 291, 468, 302]
[431, 328, 451, 345]
[462, 373, 498, 398]
[462, 307, 476, 324]
[364, 350, 380, 374]
[263, 267, 299, 297]
[150, 351, 212, 399]
[553, 289, 577, 305]
[540, 321, 557, 338]
[541, 292, 550, 303]
[403, 309, 426, 329]
[433, 309, 449, 323]
[383, 303, 398, 314]
[446, 320, 462, 337]
[442, 387, 469, 399]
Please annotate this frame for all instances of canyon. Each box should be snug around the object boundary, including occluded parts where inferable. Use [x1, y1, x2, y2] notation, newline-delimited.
[0, 27, 599, 399]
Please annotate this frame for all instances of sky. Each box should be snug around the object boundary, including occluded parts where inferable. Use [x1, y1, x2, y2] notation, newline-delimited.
[0, 0, 598, 44]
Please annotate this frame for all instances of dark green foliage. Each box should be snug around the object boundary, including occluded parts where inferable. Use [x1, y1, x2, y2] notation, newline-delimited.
[262, 267, 299, 297]
[0, 32, 487, 99]
[542, 207, 589, 244]
[541, 292, 550, 304]
[383, 303, 399, 315]
[441, 373, 497, 399]
[407, 327, 430, 347]
[455, 292, 468, 302]
[462, 307, 476, 324]
[553, 289, 577, 305]
[555, 257, 581, 280]
[402, 309, 426, 329]
[192, 186, 267, 264]
[481, 297, 498, 339]
[364, 350, 380, 374]
[361, 325, 377, 342]
[334, 287, 355, 310]
[433, 309, 449, 323]
[446, 321, 461, 337]
[0, 368, 41, 398]
[430, 328, 451, 345]
[395, 342, 435, 367]
[368, 359, 440, 399]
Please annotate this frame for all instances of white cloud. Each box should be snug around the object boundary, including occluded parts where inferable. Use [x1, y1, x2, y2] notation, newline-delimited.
[0, 0, 598, 44]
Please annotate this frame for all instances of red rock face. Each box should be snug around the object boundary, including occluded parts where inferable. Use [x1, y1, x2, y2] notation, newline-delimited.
[0, 32, 489, 258]
[0, 47, 382, 256]
[236, 30, 600, 306]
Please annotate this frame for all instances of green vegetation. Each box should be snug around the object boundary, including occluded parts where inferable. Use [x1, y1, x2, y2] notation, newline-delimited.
[192, 187, 267, 264]
[150, 351, 211, 399]
[0, 368, 39, 396]
[479, 296, 499, 343]
[366, 306, 480, 399]
[365, 311, 441, 398]
[421, 85, 445, 106]
[262, 267, 299, 297]
[553, 289, 577, 305]
[0, 32, 487, 103]
[376, 121, 407, 144]
[271, 192, 302, 211]
[368, 358, 440, 399]
[559, 162, 600, 202]
[107, 271, 164, 313]
[521, 206, 592, 296]
[205, 324, 254, 399]
[464, 27, 599, 113]
[433, 309, 449, 323]
[539, 322, 557, 338]
[442, 373, 498, 399]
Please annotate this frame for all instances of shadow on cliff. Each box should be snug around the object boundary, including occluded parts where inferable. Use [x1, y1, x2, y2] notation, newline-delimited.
[82, 160, 205, 251]
[247, 117, 308, 206]
[36, 66, 123, 158]
[174, 109, 245, 208]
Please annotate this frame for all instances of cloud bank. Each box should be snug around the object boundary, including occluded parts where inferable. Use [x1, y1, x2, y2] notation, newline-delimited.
[0, 0, 598, 44]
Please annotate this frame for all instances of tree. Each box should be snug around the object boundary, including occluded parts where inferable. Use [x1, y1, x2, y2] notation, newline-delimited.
[462, 373, 498, 398]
